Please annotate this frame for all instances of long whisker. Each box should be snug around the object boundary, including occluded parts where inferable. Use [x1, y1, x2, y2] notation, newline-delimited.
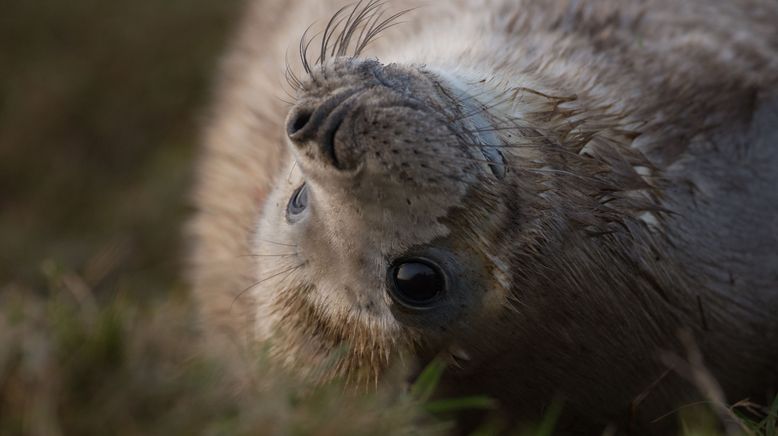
[256, 238, 299, 248]
[355, 8, 413, 56]
[319, 3, 353, 65]
[291, 1, 413, 86]
[231, 262, 306, 310]
[298, 23, 318, 75]
[238, 252, 300, 258]
[336, 0, 382, 58]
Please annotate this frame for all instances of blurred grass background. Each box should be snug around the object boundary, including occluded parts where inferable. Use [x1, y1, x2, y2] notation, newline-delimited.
[0, 0, 243, 296]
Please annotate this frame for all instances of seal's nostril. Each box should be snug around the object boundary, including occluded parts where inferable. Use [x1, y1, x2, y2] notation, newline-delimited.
[287, 110, 312, 137]
[285, 88, 362, 165]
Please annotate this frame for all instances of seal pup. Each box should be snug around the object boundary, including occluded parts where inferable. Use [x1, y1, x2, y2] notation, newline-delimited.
[188, 0, 778, 431]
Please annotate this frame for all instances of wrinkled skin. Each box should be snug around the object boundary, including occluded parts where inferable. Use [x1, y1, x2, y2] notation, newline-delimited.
[189, 0, 778, 432]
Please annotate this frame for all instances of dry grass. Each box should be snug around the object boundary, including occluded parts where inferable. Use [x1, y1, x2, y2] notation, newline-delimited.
[0, 273, 443, 436]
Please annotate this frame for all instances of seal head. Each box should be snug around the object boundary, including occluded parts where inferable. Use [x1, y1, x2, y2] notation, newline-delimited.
[254, 58, 514, 384]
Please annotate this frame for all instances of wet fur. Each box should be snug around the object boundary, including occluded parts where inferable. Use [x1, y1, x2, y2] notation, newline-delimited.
[189, 0, 778, 431]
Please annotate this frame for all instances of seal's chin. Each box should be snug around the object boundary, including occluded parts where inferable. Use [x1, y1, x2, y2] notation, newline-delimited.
[469, 116, 507, 180]
[426, 70, 508, 179]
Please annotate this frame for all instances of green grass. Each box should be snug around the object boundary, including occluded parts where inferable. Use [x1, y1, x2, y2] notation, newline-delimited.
[731, 396, 778, 436]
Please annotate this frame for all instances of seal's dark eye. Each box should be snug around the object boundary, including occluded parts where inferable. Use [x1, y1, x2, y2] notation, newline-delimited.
[286, 183, 308, 221]
[388, 259, 446, 309]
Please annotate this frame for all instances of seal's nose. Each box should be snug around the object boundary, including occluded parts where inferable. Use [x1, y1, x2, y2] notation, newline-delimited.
[286, 109, 312, 136]
[285, 89, 363, 168]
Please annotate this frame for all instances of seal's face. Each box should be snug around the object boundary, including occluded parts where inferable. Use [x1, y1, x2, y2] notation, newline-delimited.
[253, 58, 518, 383]
[194, 0, 778, 428]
